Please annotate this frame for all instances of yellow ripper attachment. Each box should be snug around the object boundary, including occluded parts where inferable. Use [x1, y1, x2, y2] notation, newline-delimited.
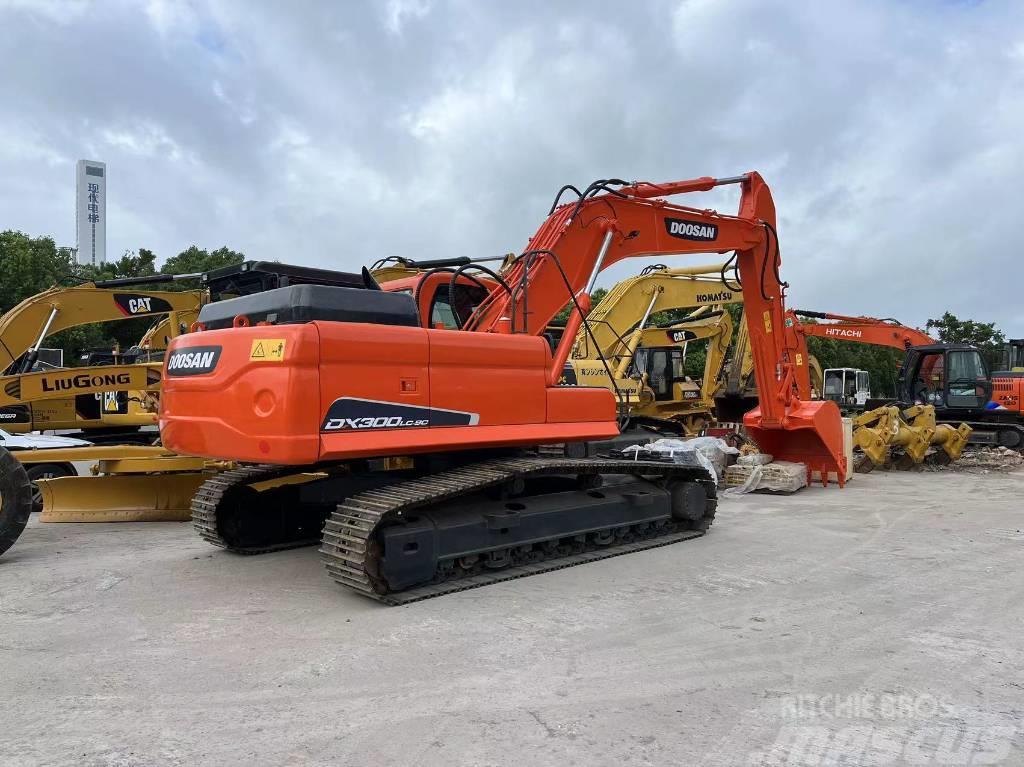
[24, 446, 214, 523]
[852, 405, 972, 471]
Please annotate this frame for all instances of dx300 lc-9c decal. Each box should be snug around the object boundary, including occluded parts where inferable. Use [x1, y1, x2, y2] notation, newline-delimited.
[321, 397, 480, 432]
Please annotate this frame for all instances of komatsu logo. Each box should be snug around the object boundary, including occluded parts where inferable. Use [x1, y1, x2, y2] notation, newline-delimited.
[825, 328, 863, 338]
[165, 345, 222, 376]
[665, 217, 719, 242]
[41, 372, 132, 393]
[696, 291, 733, 303]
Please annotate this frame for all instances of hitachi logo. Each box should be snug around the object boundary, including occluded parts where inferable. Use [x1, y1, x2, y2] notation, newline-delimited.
[825, 328, 863, 338]
[696, 291, 733, 303]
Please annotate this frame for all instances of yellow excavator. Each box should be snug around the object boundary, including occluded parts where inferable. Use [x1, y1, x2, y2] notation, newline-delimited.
[565, 264, 744, 434]
[0, 275, 205, 439]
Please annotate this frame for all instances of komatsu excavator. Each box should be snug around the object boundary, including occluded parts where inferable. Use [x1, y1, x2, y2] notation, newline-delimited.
[154, 171, 845, 604]
[561, 263, 743, 434]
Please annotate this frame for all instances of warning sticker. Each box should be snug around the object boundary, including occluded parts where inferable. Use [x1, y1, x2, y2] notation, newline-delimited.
[249, 339, 287, 362]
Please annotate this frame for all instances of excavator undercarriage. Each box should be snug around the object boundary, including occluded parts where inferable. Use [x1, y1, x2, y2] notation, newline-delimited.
[191, 452, 716, 604]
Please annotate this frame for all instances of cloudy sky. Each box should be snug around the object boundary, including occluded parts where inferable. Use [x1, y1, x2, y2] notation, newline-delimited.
[2, 0, 1022, 331]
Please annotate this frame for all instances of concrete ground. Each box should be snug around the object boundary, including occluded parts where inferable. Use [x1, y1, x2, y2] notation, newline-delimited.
[2, 469, 1023, 767]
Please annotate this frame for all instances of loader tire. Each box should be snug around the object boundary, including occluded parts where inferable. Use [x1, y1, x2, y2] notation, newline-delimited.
[0, 447, 33, 556]
[25, 463, 76, 513]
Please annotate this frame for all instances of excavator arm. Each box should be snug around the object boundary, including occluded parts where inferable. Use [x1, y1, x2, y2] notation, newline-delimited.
[0, 280, 205, 374]
[461, 172, 844, 479]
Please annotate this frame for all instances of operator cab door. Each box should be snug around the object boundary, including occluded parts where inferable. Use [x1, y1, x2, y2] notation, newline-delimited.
[855, 370, 870, 405]
[637, 347, 685, 402]
[904, 348, 991, 410]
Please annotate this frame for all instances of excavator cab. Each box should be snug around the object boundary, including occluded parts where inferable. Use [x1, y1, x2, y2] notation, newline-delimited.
[633, 346, 689, 402]
[998, 340, 1024, 373]
[899, 345, 992, 411]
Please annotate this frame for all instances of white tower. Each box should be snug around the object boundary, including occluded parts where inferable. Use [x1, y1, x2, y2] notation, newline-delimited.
[75, 159, 106, 265]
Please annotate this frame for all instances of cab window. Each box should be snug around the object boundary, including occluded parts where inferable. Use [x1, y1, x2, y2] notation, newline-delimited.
[429, 284, 489, 330]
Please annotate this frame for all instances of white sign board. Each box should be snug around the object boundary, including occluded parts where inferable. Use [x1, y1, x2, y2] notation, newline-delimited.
[75, 159, 106, 265]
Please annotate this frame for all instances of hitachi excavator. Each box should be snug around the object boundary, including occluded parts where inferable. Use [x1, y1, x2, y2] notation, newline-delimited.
[149, 171, 845, 604]
[785, 309, 1024, 450]
[780, 309, 973, 468]
[561, 263, 743, 434]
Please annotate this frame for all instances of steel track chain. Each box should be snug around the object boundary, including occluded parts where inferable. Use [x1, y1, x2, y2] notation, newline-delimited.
[191, 464, 322, 554]
[319, 456, 716, 605]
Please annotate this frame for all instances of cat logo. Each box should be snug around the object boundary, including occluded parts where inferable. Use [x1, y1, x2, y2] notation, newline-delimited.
[114, 293, 174, 317]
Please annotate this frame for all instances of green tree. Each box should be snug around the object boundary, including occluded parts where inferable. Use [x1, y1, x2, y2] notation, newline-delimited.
[162, 245, 245, 280]
[552, 287, 608, 324]
[80, 247, 159, 283]
[0, 237, 246, 368]
[0, 231, 74, 313]
[925, 311, 1005, 349]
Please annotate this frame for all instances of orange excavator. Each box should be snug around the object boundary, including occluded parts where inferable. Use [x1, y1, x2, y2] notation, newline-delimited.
[784, 309, 934, 401]
[158, 171, 846, 604]
[783, 308, 1024, 449]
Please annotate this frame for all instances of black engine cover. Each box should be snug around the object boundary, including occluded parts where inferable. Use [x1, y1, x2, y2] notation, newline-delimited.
[197, 284, 420, 329]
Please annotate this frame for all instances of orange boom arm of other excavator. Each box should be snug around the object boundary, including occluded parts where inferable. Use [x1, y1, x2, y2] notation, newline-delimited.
[785, 309, 934, 399]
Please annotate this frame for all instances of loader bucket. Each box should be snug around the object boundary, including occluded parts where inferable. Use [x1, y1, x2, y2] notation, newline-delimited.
[743, 399, 847, 487]
[39, 473, 206, 523]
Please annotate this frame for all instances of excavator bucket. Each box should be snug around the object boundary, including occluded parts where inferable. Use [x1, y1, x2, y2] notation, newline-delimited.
[38, 473, 206, 523]
[743, 400, 847, 487]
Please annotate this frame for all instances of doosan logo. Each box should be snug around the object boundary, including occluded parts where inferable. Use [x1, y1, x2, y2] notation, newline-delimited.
[165, 346, 222, 376]
[825, 328, 863, 338]
[665, 217, 719, 242]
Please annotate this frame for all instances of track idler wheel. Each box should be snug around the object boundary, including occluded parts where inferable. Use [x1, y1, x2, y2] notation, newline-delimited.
[669, 480, 707, 524]
[0, 447, 34, 557]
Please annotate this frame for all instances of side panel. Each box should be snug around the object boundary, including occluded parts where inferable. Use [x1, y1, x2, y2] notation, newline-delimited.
[428, 330, 547, 425]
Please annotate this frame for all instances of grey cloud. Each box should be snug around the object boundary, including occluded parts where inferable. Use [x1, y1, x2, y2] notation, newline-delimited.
[2, 0, 1023, 331]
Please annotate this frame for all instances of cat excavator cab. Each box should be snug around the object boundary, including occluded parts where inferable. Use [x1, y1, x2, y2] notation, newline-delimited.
[157, 170, 846, 603]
